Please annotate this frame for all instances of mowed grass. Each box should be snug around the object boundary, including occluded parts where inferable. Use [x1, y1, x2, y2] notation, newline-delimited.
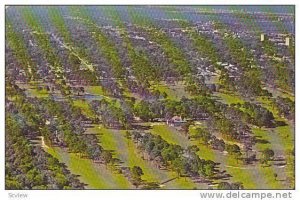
[150, 125, 190, 147]
[224, 149, 282, 189]
[258, 166, 284, 189]
[225, 150, 282, 189]
[192, 125, 259, 188]
[96, 126, 163, 182]
[151, 124, 259, 188]
[257, 97, 294, 154]
[28, 87, 49, 98]
[257, 96, 295, 188]
[275, 125, 294, 152]
[150, 124, 220, 187]
[45, 146, 132, 189]
[189, 126, 215, 161]
[85, 86, 105, 96]
[281, 92, 295, 101]
[85, 86, 119, 105]
[214, 91, 282, 188]
[96, 126, 202, 189]
[153, 85, 178, 100]
[21, 81, 50, 98]
[151, 82, 189, 101]
[252, 128, 286, 189]
[215, 91, 244, 105]
[252, 128, 272, 150]
[257, 97, 280, 118]
[73, 99, 96, 118]
[224, 156, 257, 189]
[275, 125, 295, 189]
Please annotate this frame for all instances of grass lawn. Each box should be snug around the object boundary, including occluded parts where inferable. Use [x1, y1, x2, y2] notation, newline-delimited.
[29, 88, 49, 98]
[281, 92, 295, 101]
[151, 124, 225, 188]
[150, 125, 190, 147]
[252, 128, 286, 189]
[73, 99, 96, 118]
[258, 166, 284, 188]
[151, 82, 189, 101]
[153, 84, 178, 100]
[85, 86, 105, 96]
[215, 91, 244, 105]
[96, 126, 203, 189]
[275, 125, 295, 189]
[275, 126, 294, 152]
[226, 153, 282, 189]
[225, 155, 258, 189]
[153, 124, 260, 188]
[252, 128, 272, 150]
[96, 126, 162, 182]
[257, 96, 295, 188]
[189, 126, 215, 161]
[191, 124, 263, 189]
[45, 146, 132, 189]
[257, 97, 280, 118]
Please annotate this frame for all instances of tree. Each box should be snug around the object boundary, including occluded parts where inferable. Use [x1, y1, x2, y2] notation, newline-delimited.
[187, 145, 200, 153]
[182, 121, 193, 138]
[141, 182, 160, 189]
[217, 182, 232, 190]
[102, 151, 112, 167]
[204, 162, 214, 177]
[172, 157, 184, 178]
[262, 148, 274, 161]
[55, 173, 68, 189]
[132, 166, 144, 178]
[261, 148, 274, 166]
[231, 182, 244, 190]
[131, 166, 144, 188]
[226, 144, 242, 163]
[192, 127, 211, 145]
[134, 101, 155, 121]
[125, 131, 131, 146]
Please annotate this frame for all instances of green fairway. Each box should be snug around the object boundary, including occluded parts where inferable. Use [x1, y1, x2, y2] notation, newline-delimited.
[46, 146, 132, 189]
[150, 124, 190, 147]
[151, 124, 261, 188]
[85, 86, 106, 96]
[252, 128, 286, 189]
[152, 82, 190, 101]
[73, 99, 96, 118]
[5, 5, 294, 190]
[96, 126, 205, 189]
[257, 97, 280, 118]
[256, 96, 294, 189]
[252, 128, 273, 150]
[215, 91, 245, 105]
[28, 86, 49, 98]
[224, 155, 258, 189]
[189, 126, 216, 161]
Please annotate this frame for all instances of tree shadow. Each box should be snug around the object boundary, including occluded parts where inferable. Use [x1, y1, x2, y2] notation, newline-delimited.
[254, 136, 270, 144]
[131, 124, 151, 131]
[274, 120, 287, 127]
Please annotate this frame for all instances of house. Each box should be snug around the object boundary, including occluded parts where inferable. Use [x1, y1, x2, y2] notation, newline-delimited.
[166, 116, 186, 127]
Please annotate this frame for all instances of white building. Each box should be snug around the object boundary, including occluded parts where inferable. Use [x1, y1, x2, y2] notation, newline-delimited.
[260, 33, 266, 42]
[285, 37, 290, 46]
